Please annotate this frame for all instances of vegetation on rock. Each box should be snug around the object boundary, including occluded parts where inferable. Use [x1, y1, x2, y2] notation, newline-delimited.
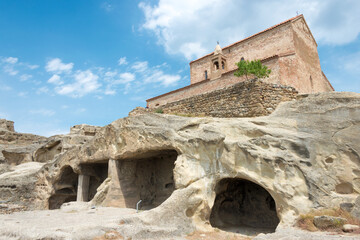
[155, 108, 164, 114]
[296, 208, 360, 233]
[234, 59, 271, 80]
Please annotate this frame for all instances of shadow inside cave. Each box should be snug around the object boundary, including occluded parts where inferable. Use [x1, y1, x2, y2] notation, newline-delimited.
[210, 178, 279, 235]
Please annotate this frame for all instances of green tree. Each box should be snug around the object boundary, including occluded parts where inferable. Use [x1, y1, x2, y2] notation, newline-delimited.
[234, 59, 271, 80]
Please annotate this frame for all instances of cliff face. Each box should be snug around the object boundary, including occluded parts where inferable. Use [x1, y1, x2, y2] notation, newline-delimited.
[0, 92, 359, 235]
[0, 124, 100, 211]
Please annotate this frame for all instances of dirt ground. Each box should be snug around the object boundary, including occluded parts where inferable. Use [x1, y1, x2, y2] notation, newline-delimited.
[1, 205, 359, 240]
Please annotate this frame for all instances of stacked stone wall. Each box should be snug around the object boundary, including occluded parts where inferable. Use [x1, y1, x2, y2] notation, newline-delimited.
[157, 79, 298, 118]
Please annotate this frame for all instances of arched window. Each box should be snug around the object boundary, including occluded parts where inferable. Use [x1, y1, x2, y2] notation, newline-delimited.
[241, 57, 245, 61]
[205, 70, 208, 80]
[214, 61, 219, 70]
[221, 61, 225, 70]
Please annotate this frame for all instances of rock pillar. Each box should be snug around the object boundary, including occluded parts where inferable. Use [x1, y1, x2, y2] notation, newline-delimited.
[103, 159, 127, 207]
[77, 174, 90, 202]
[108, 159, 121, 179]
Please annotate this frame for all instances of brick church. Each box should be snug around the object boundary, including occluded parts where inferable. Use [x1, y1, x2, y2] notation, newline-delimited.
[147, 15, 334, 108]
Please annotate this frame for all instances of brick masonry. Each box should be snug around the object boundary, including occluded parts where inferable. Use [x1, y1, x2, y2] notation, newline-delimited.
[147, 15, 333, 109]
[156, 79, 298, 118]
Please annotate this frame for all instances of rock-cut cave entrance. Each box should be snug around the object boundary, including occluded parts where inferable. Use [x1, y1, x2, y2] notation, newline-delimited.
[210, 178, 279, 235]
[48, 166, 78, 209]
[79, 162, 109, 201]
[118, 149, 177, 210]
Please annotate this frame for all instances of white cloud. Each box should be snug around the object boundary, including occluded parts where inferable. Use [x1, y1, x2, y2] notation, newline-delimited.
[20, 74, 32, 81]
[105, 88, 116, 95]
[3, 57, 18, 64]
[47, 74, 63, 85]
[36, 86, 50, 94]
[29, 108, 56, 117]
[27, 64, 39, 70]
[139, 0, 360, 60]
[132, 61, 148, 72]
[46, 58, 74, 73]
[143, 69, 181, 87]
[115, 72, 135, 84]
[3, 65, 18, 75]
[55, 70, 101, 97]
[118, 57, 128, 65]
[105, 70, 118, 78]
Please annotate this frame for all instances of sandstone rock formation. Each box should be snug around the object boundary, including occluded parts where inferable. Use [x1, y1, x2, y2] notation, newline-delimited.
[0, 123, 100, 211]
[0, 92, 360, 239]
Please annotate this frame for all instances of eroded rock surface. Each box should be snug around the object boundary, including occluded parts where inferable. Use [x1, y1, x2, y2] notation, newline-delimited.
[0, 123, 100, 211]
[0, 92, 360, 239]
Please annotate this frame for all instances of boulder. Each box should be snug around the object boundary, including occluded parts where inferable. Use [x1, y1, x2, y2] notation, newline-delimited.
[340, 202, 354, 213]
[313, 215, 347, 229]
[342, 224, 360, 232]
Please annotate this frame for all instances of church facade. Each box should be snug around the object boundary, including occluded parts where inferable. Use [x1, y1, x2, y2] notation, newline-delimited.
[147, 15, 334, 108]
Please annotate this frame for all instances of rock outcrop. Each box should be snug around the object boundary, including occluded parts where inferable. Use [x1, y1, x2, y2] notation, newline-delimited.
[0, 119, 47, 175]
[0, 92, 360, 239]
[0, 123, 100, 211]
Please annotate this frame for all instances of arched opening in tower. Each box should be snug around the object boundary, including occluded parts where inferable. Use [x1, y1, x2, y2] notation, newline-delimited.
[48, 166, 78, 209]
[210, 178, 279, 235]
[117, 149, 177, 210]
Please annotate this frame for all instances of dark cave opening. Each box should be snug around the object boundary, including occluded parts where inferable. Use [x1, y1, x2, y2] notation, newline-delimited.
[80, 162, 109, 201]
[210, 178, 279, 235]
[118, 149, 177, 210]
[48, 166, 78, 209]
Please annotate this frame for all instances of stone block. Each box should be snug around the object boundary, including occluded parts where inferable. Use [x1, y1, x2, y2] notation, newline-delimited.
[313, 215, 347, 229]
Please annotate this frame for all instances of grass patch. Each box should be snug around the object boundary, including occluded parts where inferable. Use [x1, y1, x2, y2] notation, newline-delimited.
[154, 108, 163, 114]
[296, 208, 360, 232]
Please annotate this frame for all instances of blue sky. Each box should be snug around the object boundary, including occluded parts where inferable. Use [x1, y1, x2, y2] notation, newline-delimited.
[0, 0, 359, 136]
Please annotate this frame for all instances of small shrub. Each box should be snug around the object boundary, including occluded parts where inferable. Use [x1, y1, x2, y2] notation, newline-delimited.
[155, 108, 163, 114]
[234, 59, 271, 80]
[296, 208, 360, 232]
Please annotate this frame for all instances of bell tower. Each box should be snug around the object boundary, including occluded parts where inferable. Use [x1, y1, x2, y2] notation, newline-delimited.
[210, 42, 227, 79]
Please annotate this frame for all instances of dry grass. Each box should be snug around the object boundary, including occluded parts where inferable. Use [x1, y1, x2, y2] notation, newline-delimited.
[186, 230, 252, 240]
[93, 230, 125, 240]
[296, 208, 360, 233]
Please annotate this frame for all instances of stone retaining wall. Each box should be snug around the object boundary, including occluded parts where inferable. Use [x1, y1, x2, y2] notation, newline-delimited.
[155, 79, 298, 118]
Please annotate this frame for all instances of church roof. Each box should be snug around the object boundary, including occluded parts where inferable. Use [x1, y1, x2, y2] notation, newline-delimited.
[190, 14, 314, 64]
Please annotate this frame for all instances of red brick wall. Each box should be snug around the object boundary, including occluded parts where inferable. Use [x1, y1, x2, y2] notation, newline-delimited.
[291, 18, 333, 93]
[147, 16, 334, 108]
[190, 23, 295, 85]
[147, 57, 279, 108]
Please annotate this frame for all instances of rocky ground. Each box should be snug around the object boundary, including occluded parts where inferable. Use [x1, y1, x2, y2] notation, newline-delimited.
[0, 203, 359, 240]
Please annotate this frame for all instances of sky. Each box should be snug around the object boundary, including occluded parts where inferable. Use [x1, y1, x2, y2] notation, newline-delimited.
[0, 0, 359, 136]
